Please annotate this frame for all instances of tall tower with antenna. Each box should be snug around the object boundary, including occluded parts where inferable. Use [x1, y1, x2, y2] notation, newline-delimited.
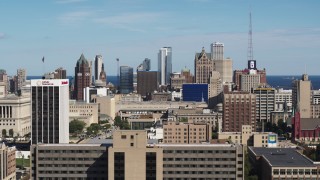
[247, 12, 253, 61]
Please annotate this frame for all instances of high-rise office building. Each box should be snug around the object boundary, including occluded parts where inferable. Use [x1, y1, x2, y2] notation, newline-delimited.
[158, 47, 172, 85]
[233, 61, 267, 92]
[98, 63, 107, 86]
[54, 67, 67, 79]
[254, 88, 276, 131]
[137, 58, 151, 71]
[194, 47, 213, 84]
[0, 69, 8, 98]
[137, 71, 158, 97]
[211, 42, 233, 83]
[31, 79, 69, 144]
[16, 68, 26, 92]
[74, 54, 91, 100]
[292, 74, 311, 118]
[223, 92, 256, 132]
[94, 55, 103, 81]
[120, 66, 133, 94]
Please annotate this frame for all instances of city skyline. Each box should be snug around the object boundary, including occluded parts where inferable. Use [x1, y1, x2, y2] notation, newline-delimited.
[0, 0, 320, 76]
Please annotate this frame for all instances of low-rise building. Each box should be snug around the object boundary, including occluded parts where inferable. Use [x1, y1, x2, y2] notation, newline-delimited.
[292, 112, 320, 143]
[249, 147, 320, 180]
[0, 143, 16, 180]
[69, 100, 98, 126]
[0, 95, 31, 137]
[163, 121, 212, 144]
[218, 125, 277, 147]
[30, 144, 108, 179]
[31, 130, 244, 179]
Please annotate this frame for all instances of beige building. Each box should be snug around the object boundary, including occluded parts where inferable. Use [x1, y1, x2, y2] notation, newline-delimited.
[292, 74, 311, 118]
[0, 143, 16, 180]
[167, 107, 222, 132]
[163, 121, 212, 144]
[160, 143, 244, 180]
[30, 144, 108, 179]
[194, 47, 213, 84]
[218, 125, 277, 147]
[69, 100, 98, 126]
[108, 130, 163, 180]
[94, 95, 116, 120]
[0, 95, 31, 137]
[31, 130, 244, 179]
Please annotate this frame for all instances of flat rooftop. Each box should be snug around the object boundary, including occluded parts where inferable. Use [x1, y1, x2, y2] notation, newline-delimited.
[250, 147, 315, 167]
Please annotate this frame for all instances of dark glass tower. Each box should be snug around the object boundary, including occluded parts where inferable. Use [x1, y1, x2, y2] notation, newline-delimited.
[120, 66, 133, 94]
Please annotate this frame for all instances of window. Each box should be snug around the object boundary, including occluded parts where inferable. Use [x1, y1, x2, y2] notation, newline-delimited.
[131, 135, 134, 139]
[130, 143, 134, 147]
[121, 135, 126, 139]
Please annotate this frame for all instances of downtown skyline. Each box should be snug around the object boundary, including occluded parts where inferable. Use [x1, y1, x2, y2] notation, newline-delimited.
[0, 0, 320, 76]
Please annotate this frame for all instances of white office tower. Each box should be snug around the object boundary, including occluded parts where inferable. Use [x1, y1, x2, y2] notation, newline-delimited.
[158, 47, 172, 85]
[211, 42, 233, 83]
[211, 42, 224, 61]
[95, 55, 103, 81]
[31, 79, 69, 144]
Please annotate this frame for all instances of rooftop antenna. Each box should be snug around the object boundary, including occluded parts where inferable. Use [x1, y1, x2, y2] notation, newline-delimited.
[247, 11, 253, 61]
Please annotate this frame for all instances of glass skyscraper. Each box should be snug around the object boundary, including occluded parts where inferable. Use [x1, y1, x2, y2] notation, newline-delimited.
[120, 66, 133, 94]
[158, 47, 172, 85]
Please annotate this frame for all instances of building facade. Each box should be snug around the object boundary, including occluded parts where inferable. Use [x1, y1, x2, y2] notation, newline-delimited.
[31, 130, 244, 179]
[0, 95, 31, 137]
[31, 79, 69, 144]
[223, 92, 256, 132]
[254, 88, 275, 131]
[158, 47, 172, 85]
[0, 70, 8, 98]
[31, 144, 108, 180]
[0, 144, 15, 180]
[94, 55, 103, 81]
[120, 66, 133, 94]
[137, 58, 151, 71]
[74, 54, 92, 100]
[161, 143, 244, 180]
[292, 74, 311, 118]
[211, 42, 233, 83]
[249, 147, 320, 180]
[137, 71, 158, 97]
[163, 122, 212, 144]
[69, 100, 98, 127]
[194, 47, 212, 84]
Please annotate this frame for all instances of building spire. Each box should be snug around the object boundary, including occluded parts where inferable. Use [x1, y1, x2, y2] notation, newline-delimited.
[247, 11, 253, 61]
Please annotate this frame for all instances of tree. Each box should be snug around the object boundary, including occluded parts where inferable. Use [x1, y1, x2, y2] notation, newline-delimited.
[114, 116, 130, 130]
[2, 129, 6, 137]
[69, 120, 86, 134]
[87, 123, 101, 135]
[9, 129, 14, 137]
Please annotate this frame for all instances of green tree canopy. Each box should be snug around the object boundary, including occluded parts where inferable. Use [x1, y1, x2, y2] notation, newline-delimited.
[69, 120, 86, 134]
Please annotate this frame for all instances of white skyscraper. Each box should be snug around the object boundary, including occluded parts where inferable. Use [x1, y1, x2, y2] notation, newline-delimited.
[211, 42, 233, 83]
[95, 55, 103, 81]
[31, 79, 69, 144]
[158, 47, 172, 85]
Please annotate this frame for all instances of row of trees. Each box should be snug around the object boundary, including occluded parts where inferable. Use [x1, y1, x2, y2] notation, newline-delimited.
[2, 129, 14, 138]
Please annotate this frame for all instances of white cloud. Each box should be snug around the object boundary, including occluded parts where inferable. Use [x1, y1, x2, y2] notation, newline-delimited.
[58, 11, 93, 24]
[55, 0, 87, 4]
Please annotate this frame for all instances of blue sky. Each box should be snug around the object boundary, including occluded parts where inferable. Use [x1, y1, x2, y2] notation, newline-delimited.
[0, 0, 320, 76]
